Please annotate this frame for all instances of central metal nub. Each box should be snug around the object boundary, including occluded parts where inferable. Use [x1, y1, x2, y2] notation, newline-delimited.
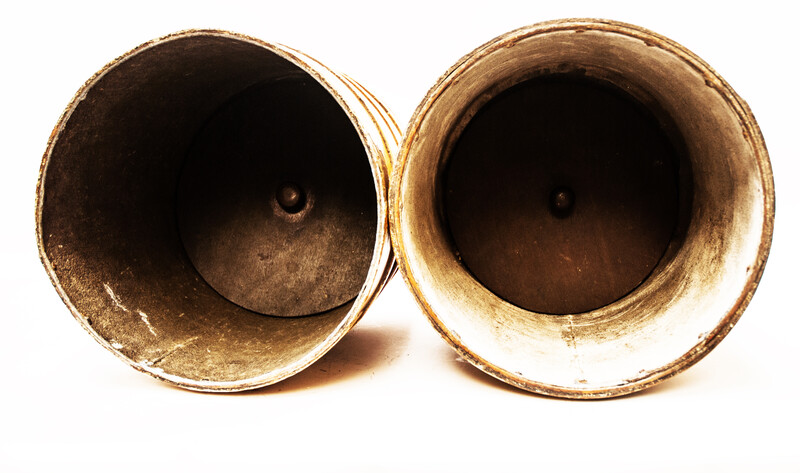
[549, 186, 575, 217]
[276, 182, 306, 213]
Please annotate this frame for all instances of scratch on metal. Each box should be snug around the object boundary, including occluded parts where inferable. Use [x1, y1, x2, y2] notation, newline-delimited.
[138, 311, 157, 337]
[104, 283, 129, 312]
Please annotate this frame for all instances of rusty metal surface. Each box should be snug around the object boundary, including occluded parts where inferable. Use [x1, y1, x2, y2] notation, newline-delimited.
[36, 30, 399, 391]
[390, 18, 774, 399]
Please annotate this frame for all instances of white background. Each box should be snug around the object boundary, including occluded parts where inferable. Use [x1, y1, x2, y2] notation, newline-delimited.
[2, 1, 798, 471]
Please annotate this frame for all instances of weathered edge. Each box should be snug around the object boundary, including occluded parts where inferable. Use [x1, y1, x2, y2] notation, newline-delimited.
[35, 29, 400, 392]
[388, 18, 775, 399]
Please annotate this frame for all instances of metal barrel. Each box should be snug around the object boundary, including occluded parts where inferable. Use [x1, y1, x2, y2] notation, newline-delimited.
[37, 30, 399, 391]
[390, 19, 774, 398]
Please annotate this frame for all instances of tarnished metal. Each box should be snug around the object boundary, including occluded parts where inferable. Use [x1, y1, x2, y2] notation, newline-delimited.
[390, 19, 774, 398]
[36, 30, 399, 391]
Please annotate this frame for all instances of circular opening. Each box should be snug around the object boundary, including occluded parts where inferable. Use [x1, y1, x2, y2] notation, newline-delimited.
[37, 32, 387, 389]
[443, 74, 685, 314]
[392, 20, 772, 396]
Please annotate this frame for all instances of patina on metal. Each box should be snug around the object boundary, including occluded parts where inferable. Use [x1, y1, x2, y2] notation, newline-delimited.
[36, 30, 399, 391]
[390, 19, 774, 398]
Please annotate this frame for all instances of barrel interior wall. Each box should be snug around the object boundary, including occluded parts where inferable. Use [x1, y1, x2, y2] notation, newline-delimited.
[38, 34, 368, 386]
[397, 22, 770, 393]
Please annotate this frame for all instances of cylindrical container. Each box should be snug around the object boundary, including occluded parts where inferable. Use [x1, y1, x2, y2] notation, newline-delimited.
[37, 30, 399, 391]
[390, 19, 774, 398]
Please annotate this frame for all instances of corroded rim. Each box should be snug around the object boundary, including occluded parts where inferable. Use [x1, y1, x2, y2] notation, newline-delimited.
[389, 18, 775, 399]
[36, 29, 399, 392]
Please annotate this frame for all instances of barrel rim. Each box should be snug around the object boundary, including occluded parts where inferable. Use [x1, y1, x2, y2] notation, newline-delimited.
[389, 18, 775, 399]
[35, 28, 398, 392]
